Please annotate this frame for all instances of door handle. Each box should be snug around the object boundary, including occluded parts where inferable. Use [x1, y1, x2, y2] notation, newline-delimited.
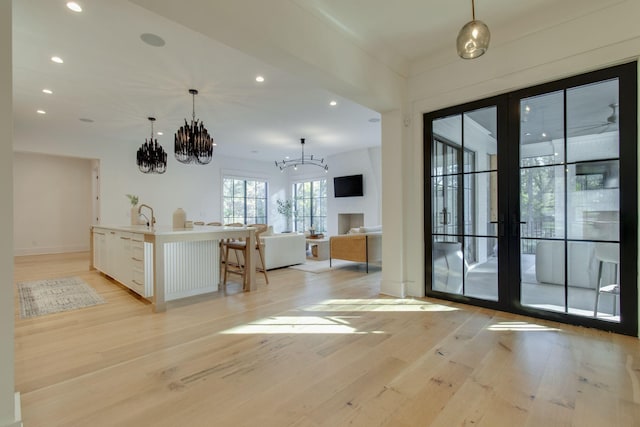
[490, 215, 505, 237]
[512, 215, 526, 235]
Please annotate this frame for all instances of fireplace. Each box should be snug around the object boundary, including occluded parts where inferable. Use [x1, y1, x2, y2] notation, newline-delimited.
[337, 213, 364, 234]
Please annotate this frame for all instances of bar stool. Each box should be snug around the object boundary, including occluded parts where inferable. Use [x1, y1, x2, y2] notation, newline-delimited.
[593, 243, 620, 317]
[222, 224, 269, 289]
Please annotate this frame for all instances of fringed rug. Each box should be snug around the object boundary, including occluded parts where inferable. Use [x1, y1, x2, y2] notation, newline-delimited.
[18, 276, 106, 318]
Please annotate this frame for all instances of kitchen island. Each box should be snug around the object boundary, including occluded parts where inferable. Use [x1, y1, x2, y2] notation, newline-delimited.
[90, 224, 256, 312]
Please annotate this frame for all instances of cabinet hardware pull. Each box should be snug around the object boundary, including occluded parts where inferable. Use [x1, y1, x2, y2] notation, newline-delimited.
[120, 237, 131, 240]
[132, 257, 143, 262]
[132, 280, 143, 286]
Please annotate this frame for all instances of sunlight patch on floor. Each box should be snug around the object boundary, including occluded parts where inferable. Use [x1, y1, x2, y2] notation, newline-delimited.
[220, 315, 367, 334]
[220, 299, 458, 335]
[487, 321, 561, 332]
[301, 298, 459, 312]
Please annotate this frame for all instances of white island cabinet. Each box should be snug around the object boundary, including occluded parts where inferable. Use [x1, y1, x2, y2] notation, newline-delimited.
[90, 225, 256, 312]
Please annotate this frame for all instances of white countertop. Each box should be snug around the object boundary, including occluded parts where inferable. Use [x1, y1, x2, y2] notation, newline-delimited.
[92, 224, 252, 236]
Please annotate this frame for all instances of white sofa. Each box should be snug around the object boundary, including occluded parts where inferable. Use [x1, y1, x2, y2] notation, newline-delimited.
[226, 232, 306, 270]
[535, 241, 599, 288]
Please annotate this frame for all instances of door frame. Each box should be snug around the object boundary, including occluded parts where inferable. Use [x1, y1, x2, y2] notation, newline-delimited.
[423, 61, 638, 336]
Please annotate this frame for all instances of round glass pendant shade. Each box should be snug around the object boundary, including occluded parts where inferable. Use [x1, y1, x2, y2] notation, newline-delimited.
[456, 20, 490, 59]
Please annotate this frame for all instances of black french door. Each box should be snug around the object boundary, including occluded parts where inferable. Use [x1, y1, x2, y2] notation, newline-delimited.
[424, 62, 638, 336]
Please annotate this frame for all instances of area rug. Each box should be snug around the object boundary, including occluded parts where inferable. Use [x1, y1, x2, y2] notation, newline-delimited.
[17, 276, 106, 319]
[289, 259, 360, 273]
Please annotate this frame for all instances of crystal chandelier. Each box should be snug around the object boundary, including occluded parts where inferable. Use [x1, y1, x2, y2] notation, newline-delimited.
[137, 117, 167, 174]
[174, 89, 214, 165]
[456, 0, 490, 59]
[275, 138, 328, 172]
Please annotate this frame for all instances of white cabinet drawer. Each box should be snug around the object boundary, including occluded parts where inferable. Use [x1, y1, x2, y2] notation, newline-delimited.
[131, 234, 145, 262]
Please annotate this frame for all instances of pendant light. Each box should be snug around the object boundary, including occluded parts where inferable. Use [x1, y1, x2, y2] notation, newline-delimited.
[456, 0, 490, 59]
[137, 117, 167, 174]
[174, 89, 214, 165]
[275, 138, 328, 172]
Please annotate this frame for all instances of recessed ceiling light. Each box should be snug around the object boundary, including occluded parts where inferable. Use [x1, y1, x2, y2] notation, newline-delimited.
[66, 2, 82, 12]
[213, 142, 217, 146]
[524, 105, 531, 113]
[525, 132, 531, 136]
[255, 76, 264, 83]
[36, 110, 46, 115]
[79, 118, 94, 123]
[42, 89, 53, 94]
[157, 131, 163, 136]
[541, 132, 547, 138]
[329, 100, 337, 107]
[140, 33, 166, 47]
[51, 56, 64, 64]
[285, 156, 290, 160]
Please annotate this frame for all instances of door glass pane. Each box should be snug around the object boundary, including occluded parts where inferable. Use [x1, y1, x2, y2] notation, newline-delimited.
[567, 242, 619, 321]
[567, 79, 619, 162]
[433, 238, 464, 294]
[465, 237, 498, 301]
[521, 239, 566, 313]
[432, 175, 459, 235]
[565, 78, 620, 321]
[567, 161, 619, 241]
[432, 115, 461, 176]
[431, 106, 497, 302]
[520, 89, 567, 314]
[520, 91, 565, 166]
[521, 79, 621, 322]
[520, 165, 565, 240]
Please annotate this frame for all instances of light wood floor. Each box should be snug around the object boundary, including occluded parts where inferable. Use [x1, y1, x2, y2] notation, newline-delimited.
[13, 252, 640, 426]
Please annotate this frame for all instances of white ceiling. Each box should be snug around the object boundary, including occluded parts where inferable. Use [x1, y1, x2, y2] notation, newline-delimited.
[12, 0, 622, 162]
[12, 0, 382, 162]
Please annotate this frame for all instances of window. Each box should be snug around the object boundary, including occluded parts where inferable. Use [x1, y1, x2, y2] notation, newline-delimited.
[293, 179, 327, 232]
[223, 177, 267, 225]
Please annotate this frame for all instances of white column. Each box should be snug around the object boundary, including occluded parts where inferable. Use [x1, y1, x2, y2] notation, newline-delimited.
[0, 1, 21, 425]
[380, 110, 407, 297]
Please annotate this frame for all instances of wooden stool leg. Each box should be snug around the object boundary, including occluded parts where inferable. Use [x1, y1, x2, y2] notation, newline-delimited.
[223, 243, 231, 286]
[257, 244, 269, 284]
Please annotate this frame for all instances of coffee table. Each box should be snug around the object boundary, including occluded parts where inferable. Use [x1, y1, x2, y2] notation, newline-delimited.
[306, 237, 330, 261]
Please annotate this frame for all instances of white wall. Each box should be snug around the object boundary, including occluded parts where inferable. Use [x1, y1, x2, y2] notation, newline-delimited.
[14, 132, 291, 240]
[14, 134, 380, 251]
[13, 152, 93, 255]
[0, 0, 20, 424]
[284, 146, 382, 236]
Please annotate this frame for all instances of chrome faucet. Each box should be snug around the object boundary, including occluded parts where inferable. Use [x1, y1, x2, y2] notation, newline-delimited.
[138, 204, 156, 228]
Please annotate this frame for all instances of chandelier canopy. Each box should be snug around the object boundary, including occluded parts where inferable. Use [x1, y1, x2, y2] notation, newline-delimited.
[275, 138, 328, 172]
[174, 89, 214, 165]
[137, 117, 167, 174]
[456, 0, 490, 59]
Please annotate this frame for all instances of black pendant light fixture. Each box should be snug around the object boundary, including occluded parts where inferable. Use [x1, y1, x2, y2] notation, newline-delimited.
[174, 89, 214, 165]
[275, 138, 328, 172]
[456, 0, 490, 59]
[137, 117, 167, 174]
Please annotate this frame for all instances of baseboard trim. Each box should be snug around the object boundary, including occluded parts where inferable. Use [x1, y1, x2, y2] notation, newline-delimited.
[0, 392, 22, 427]
[13, 245, 89, 256]
[380, 279, 407, 298]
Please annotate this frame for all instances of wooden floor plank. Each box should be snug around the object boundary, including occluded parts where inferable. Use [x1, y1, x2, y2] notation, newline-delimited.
[13, 252, 640, 426]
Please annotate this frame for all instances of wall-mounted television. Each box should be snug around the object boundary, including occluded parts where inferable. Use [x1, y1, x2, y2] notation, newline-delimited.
[334, 174, 363, 198]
